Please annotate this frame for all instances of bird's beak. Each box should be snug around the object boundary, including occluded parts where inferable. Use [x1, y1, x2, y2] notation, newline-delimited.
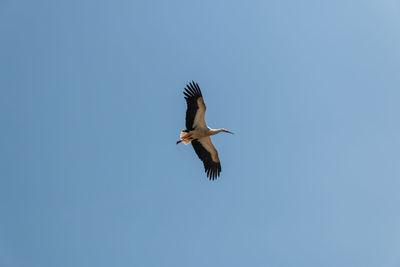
[225, 130, 234, 134]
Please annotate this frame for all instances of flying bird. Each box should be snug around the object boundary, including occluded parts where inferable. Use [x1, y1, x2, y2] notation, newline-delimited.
[177, 81, 233, 180]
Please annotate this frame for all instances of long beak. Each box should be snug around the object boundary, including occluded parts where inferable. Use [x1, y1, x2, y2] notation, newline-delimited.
[226, 130, 234, 134]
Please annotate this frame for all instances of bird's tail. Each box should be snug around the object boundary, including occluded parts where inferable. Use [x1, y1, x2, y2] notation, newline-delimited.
[179, 131, 192, 145]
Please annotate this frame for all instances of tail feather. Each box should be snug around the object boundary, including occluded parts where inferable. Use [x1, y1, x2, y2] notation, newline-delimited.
[179, 131, 192, 145]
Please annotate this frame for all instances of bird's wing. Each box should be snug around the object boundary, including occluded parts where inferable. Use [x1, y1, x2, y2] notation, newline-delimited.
[184, 81, 206, 130]
[192, 137, 221, 180]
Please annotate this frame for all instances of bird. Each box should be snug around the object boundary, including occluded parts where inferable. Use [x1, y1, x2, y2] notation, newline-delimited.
[177, 81, 233, 180]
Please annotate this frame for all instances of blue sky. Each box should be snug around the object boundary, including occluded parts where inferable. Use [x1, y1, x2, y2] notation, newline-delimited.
[1, 0, 400, 266]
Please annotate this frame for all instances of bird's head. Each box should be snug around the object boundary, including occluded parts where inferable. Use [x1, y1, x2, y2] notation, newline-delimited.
[221, 128, 234, 134]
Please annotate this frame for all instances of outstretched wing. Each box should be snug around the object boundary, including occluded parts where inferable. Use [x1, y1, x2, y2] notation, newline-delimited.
[192, 137, 221, 180]
[184, 81, 206, 130]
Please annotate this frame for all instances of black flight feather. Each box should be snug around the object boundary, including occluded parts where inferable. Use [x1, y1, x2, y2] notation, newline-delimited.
[191, 139, 221, 180]
[183, 81, 203, 131]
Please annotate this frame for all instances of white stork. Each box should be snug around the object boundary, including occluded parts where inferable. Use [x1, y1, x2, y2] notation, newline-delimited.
[177, 81, 233, 180]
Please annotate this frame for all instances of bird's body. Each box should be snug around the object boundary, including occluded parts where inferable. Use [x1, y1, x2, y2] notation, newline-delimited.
[178, 126, 225, 144]
[177, 81, 233, 180]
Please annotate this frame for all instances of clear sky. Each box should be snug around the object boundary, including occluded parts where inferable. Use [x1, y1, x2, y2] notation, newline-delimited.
[1, 0, 400, 266]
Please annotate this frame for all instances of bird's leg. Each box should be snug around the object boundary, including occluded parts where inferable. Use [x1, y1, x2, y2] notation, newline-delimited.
[176, 134, 192, 145]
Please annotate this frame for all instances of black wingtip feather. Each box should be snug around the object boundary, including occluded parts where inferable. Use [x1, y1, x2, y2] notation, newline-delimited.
[187, 84, 195, 94]
[183, 81, 202, 98]
[193, 82, 200, 93]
